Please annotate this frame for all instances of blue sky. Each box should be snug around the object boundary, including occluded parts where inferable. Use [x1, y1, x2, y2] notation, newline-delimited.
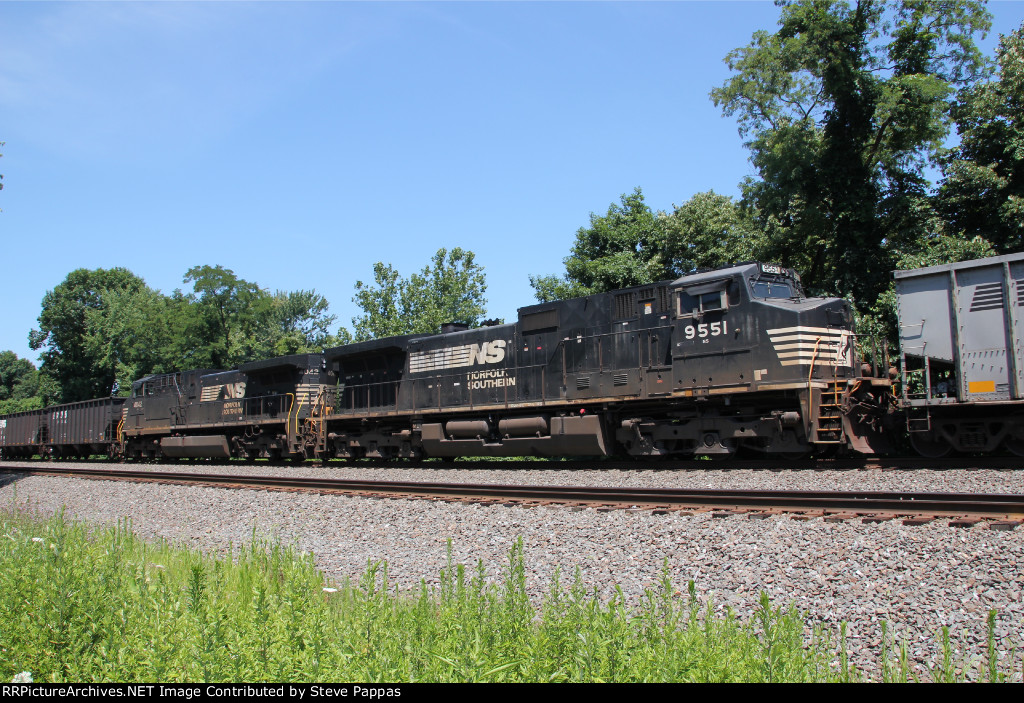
[2, 1, 1022, 365]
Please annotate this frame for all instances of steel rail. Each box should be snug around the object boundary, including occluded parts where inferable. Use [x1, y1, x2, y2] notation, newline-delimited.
[4, 455, 1024, 470]
[3, 465, 1023, 519]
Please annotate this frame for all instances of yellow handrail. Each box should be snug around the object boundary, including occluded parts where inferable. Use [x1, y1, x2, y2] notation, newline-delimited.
[808, 337, 823, 383]
[285, 393, 296, 440]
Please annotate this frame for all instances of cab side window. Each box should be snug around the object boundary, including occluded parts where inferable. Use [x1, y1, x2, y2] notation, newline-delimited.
[700, 291, 725, 311]
[677, 289, 727, 318]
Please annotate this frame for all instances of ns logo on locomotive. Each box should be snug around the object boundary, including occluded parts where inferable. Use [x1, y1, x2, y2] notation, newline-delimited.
[4, 253, 1022, 461]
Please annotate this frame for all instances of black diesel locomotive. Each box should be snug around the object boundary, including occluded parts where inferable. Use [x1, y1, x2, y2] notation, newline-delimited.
[322, 261, 890, 459]
[119, 354, 330, 461]
[1, 262, 893, 461]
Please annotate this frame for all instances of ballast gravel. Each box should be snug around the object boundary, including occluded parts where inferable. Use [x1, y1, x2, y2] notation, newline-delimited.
[2, 460, 1023, 681]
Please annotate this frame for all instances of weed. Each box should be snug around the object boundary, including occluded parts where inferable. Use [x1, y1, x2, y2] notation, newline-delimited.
[0, 510, 1018, 683]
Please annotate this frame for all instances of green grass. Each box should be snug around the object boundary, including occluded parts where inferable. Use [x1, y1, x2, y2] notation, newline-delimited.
[0, 508, 1016, 682]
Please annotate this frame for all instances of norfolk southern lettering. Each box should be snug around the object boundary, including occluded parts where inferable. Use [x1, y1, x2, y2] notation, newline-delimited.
[467, 368, 516, 390]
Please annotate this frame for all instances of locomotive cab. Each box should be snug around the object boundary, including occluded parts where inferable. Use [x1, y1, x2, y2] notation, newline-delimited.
[662, 262, 889, 456]
[671, 262, 858, 387]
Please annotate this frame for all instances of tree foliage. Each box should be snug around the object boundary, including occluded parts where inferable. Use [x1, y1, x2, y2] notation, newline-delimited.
[29, 268, 152, 401]
[175, 265, 274, 369]
[531, 188, 760, 302]
[349, 248, 488, 341]
[562, 187, 672, 294]
[711, 0, 992, 304]
[660, 191, 759, 275]
[28, 266, 338, 402]
[0, 351, 44, 414]
[529, 188, 675, 301]
[81, 282, 176, 397]
[938, 21, 1024, 252]
[267, 289, 337, 357]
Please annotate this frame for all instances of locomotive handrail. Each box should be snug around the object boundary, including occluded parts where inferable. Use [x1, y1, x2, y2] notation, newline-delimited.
[558, 323, 674, 343]
[807, 337, 823, 383]
[333, 363, 553, 414]
[285, 393, 296, 447]
[336, 379, 401, 412]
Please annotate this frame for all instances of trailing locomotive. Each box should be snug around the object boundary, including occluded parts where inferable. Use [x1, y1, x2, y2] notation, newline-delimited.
[119, 354, 332, 461]
[1, 260, 894, 461]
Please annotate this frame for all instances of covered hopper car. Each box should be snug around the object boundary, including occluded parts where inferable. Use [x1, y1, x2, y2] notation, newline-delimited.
[897, 252, 1024, 457]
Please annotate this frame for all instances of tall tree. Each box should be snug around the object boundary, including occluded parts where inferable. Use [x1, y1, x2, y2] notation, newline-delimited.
[263, 289, 337, 356]
[712, 0, 991, 305]
[530, 188, 672, 301]
[178, 265, 272, 369]
[26, 266, 345, 401]
[660, 191, 760, 275]
[29, 268, 151, 401]
[938, 22, 1024, 252]
[82, 283, 177, 395]
[349, 248, 488, 341]
[0, 351, 44, 414]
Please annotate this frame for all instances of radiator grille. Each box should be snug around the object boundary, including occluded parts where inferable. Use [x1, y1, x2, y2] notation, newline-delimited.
[614, 292, 636, 320]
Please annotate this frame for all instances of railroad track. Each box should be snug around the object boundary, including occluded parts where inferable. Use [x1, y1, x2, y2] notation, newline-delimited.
[3, 464, 1023, 527]
[414, 456, 1024, 471]
[4, 455, 1024, 470]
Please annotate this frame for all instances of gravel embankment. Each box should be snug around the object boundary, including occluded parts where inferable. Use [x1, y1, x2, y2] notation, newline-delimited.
[1, 461, 1022, 681]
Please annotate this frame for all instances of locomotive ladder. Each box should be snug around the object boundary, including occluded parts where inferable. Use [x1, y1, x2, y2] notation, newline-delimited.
[815, 379, 845, 443]
[309, 388, 329, 457]
[292, 387, 329, 458]
[808, 337, 844, 444]
[905, 405, 933, 433]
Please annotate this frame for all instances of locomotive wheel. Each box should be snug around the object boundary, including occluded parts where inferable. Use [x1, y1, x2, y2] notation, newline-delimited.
[1001, 420, 1024, 456]
[910, 432, 952, 459]
[1003, 437, 1024, 457]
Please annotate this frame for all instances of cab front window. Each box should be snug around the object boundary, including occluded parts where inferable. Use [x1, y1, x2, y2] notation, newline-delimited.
[750, 279, 797, 299]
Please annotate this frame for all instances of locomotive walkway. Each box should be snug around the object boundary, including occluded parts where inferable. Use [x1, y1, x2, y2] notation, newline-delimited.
[3, 464, 1023, 526]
